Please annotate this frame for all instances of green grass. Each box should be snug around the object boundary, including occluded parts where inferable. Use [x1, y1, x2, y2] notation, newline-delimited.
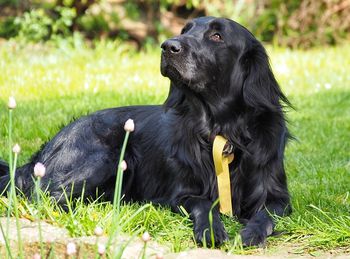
[0, 41, 349, 256]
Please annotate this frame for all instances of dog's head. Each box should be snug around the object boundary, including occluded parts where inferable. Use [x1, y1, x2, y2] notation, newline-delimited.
[161, 16, 289, 112]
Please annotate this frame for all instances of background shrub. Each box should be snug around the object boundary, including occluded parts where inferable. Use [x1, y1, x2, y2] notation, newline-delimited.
[0, 0, 349, 48]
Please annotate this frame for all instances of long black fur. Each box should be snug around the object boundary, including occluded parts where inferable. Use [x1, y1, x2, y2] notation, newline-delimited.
[0, 17, 291, 246]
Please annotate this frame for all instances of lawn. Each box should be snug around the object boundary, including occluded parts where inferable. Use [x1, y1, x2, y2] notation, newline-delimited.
[0, 41, 349, 256]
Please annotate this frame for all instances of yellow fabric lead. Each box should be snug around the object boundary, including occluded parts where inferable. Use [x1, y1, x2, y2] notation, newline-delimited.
[213, 135, 234, 216]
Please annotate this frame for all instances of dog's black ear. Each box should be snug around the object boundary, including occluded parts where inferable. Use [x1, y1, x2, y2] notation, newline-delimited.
[240, 42, 290, 111]
[163, 82, 186, 111]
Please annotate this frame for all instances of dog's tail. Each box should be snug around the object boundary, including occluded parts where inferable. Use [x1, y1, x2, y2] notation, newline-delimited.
[0, 160, 9, 176]
[0, 160, 36, 196]
[0, 160, 34, 196]
[0, 160, 10, 195]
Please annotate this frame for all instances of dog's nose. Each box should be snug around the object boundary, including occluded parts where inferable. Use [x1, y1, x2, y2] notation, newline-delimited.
[161, 39, 182, 54]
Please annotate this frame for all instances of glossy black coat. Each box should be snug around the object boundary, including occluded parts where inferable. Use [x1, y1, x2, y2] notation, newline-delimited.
[0, 17, 291, 246]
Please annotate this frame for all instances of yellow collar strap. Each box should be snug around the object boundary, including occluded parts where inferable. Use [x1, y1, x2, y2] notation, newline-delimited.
[213, 135, 234, 216]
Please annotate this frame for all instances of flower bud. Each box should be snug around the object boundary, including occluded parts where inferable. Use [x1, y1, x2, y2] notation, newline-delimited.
[8, 96, 16, 109]
[94, 226, 103, 236]
[120, 160, 127, 171]
[142, 231, 151, 242]
[98, 243, 106, 255]
[66, 242, 77, 255]
[12, 144, 21, 154]
[124, 119, 135, 132]
[34, 162, 46, 178]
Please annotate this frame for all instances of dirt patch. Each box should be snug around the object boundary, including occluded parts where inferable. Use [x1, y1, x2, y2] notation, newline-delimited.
[0, 217, 349, 258]
[0, 217, 168, 258]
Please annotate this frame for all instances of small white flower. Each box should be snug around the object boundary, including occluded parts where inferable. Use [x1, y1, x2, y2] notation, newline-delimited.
[156, 252, 164, 259]
[325, 83, 332, 90]
[120, 160, 127, 171]
[124, 119, 135, 132]
[141, 231, 151, 242]
[32, 253, 41, 259]
[8, 96, 16, 109]
[12, 144, 21, 154]
[97, 243, 106, 255]
[94, 226, 103, 236]
[66, 242, 77, 255]
[34, 162, 46, 178]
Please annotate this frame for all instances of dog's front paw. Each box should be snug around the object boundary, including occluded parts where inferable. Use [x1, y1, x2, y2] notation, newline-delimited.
[240, 224, 267, 247]
[194, 218, 228, 247]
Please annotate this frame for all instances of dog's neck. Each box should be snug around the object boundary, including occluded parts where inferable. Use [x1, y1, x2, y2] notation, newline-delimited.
[164, 82, 243, 145]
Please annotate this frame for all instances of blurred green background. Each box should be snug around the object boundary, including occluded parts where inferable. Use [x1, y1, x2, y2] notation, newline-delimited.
[1, 0, 349, 48]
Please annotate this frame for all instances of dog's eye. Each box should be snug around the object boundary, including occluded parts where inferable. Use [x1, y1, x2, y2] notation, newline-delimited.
[210, 33, 223, 42]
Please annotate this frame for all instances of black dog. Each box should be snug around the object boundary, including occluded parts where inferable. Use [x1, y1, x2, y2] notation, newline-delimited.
[0, 17, 291, 246]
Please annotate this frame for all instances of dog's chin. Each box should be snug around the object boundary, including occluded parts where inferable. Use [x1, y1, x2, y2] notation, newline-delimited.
[161, 65, 205, 93]
[161, 64, 181, 82]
